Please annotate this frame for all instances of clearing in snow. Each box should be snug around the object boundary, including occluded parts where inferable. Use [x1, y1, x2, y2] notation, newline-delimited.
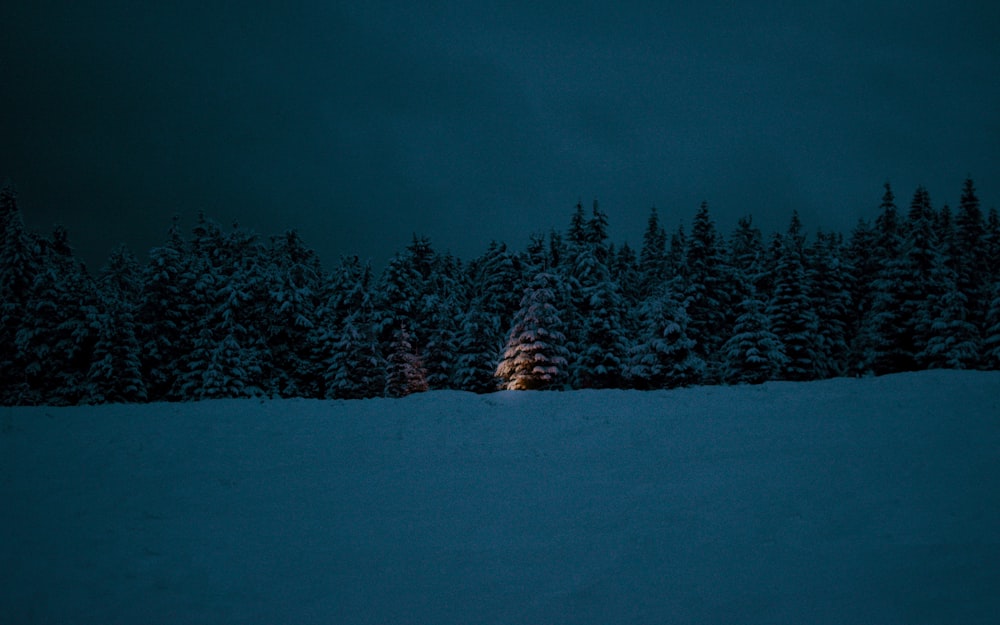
[3, 370, 1000, 624]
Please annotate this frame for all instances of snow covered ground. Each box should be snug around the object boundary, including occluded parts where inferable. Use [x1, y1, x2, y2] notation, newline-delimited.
[3, 370, 1000, 624]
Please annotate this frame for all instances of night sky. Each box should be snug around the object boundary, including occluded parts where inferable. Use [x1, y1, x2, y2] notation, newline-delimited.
[2, 1, 998, 271]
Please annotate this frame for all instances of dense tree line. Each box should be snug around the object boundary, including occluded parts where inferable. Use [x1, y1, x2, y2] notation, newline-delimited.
[2, 179, 999, 405]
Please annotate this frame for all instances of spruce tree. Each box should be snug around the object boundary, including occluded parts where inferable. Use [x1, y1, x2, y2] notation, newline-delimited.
[807, 231, 852, 377]
[639, 206, 668, 298]
[385, 323, 428, 397]
[954, 178, 988, 331]
[469, 241, 524, 331]
[420, 252, 466, 389]
[17, 228, 100, 405]
[495, 273, 570, 390]
[722, 289, 786, 384]
[984, 282, 1000, 369]
[860, 184, 912, 374]
[629, 289, 704, 389]
[573, 274, 630, 389]
[683, 202, 732, 381]
[0, 185, 43, 403]
[846, 219, 878, 373]
[84, 300, 147, 404]
[319, 259, 384, 400]
[767, 216, 820, 381]
[86, 249, 147, 404]
[266, 229, 323, 397]
[728, 215, 767, 295]
[326, 314, 385, 399]
[137, 220, 192, 401]
[376, 249, 425, 349]
[986, 207, 1000, 287]
[922, 274, 981, 370]
[453, 304, 502, 393]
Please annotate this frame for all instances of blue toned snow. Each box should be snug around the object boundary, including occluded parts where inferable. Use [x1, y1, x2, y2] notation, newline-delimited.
[3, 370, 1000, 624]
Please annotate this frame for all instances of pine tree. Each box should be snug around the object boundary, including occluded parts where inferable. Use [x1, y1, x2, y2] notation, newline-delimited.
[318, 259, 384, 400]
[385, 323, 428, 397]
[376, 250, 424, 348]
[684, 202, 732, 380]
[266, 229, 323, 397]
[16, 227, 100, 405]
[954, 178, 988, 332]
[172, 217, 266, 400]
[0, 185, 43, 404]
[495, 273, 570, 390]
[586, 200, 610, 265]
[921, 278, 981, 369]
[846, 219, 878, 374]
[199, 332, 259, 399]
[469, 240, 524, 331]
[629, 289, 705, 389]
[84, 300, 147, 404]
[728, 215, 767, 295]
[722, 289, 787, 384]
[984, 282, 1000, 369]
[99, 245, 143, 307]
[85, 249, 147, 404]
[137, 220, 192, 401]
[767, 216, 820, 381]
[611, 242, 641, 308]
[453, 304, 502, 393]
[807, 231, 852, 377]
[420, 252, 466, 389]
[639, 207, 668, 298]
[986, 207, 1000, 287]
[326, 314, 385, 399]
[859, 183, 912, 374]
[573, 274, 630, 389]
[567, 201, 588, 248]
[421, 292, 460, 390]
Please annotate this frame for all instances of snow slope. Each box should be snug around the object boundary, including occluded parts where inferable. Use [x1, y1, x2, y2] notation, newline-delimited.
[3, 370, 1000, 624]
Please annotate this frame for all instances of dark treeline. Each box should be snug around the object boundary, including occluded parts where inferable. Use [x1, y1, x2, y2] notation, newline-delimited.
[2, 180, 1000, 404]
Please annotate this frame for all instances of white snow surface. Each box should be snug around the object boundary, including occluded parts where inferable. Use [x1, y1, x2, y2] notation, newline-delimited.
[3, 370, 1000, 624]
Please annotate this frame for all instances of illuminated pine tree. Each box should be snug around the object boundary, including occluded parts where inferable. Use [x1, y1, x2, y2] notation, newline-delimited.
[495, 273, 569, 390]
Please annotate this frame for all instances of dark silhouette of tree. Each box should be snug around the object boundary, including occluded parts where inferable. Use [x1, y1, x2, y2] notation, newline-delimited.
[318, 258, 384, 400]
[266, 229, 324, 397]
[683, 202, 731, 381]
[723, 287, 786, 384]
[453, 303, 502, 393]
[85, 298, 147, 404]
[767, 215, 819, 381]
[136, 220, 191, 401]
[805, 231, 852, 377]
[954, 178, 988, 335]
[385, 323, 428, 398]
[639, 207, 668, 298]
[630, 288, 704, 389]
[0, 185, 44, 403]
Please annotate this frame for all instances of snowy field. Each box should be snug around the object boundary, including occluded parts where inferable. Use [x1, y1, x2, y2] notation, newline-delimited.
[3, 370, 1000, 624]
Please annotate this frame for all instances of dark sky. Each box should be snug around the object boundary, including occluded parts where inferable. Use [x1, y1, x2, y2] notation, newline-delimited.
[2, 1, 998, 271]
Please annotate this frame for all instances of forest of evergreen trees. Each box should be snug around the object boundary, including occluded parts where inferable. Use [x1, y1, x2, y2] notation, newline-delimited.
[2, 179, 1000, 405]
